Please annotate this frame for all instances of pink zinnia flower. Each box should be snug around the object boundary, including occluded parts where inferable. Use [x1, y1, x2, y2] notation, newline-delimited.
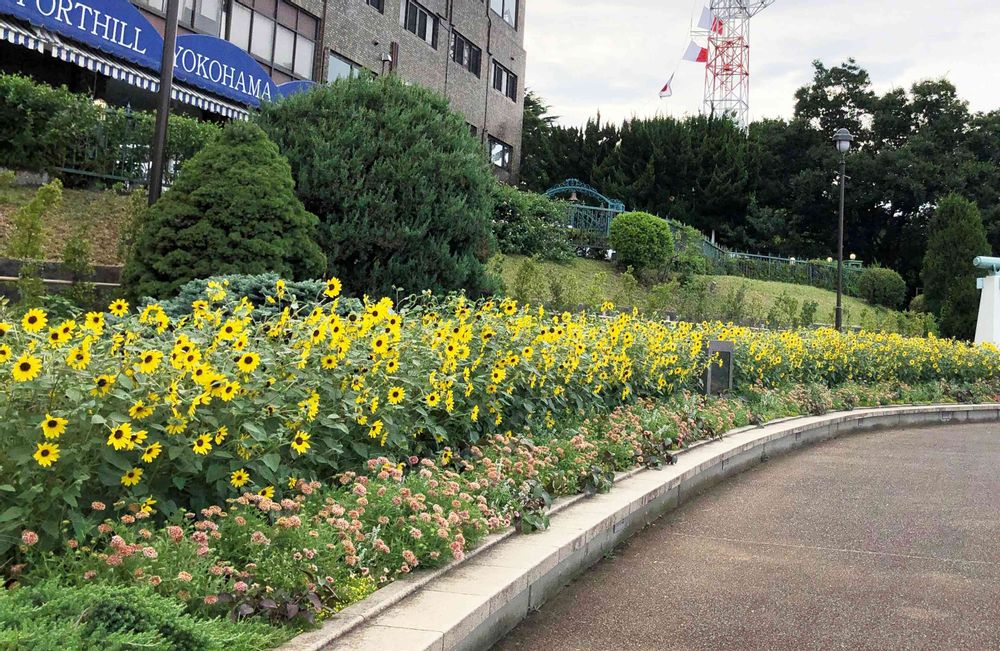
[233, 581, 248, 592]
[20, 530, 39, 546]
[177, 571, 193, 582]
[91, 501, 106, 511]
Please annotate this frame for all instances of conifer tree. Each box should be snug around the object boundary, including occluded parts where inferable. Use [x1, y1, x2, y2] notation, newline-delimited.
[922, 194, 990, 339]
[122, 121, 326, 299]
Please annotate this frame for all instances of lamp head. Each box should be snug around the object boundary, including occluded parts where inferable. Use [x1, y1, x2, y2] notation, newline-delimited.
[833, 128, 854, 154]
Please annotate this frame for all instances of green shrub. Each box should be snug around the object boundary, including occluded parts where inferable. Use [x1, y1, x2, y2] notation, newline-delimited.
[908, 293, 928, 313]
[6, 179, 62, 306]
[257, 76, 498, 298]
[0, 73, 218, 178]
[153, 273, 361, 318]
[609, 211, 673, 271]
[922, 194, 990, 339]
[666, 219, 709, 274]
[856, 266, 906, 308]
[492, 184, 574, 261]
[0, 581, 287, 650]
[122, 121, 326, 300]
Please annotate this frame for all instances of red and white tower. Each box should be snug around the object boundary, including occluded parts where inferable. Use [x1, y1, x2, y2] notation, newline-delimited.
[698, 1, 776, 130]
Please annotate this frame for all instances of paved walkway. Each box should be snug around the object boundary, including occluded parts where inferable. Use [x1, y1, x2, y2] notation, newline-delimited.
[495, 423, 1000, 651]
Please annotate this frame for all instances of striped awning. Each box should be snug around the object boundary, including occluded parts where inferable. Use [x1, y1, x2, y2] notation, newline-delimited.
[1, 19, 249, 119]
[44, 32, 249, 119]
[0, 15, 43, 52]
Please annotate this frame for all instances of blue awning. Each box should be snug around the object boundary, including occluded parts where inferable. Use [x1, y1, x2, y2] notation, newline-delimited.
[0, 15, 43, 52]
[1, 17, 248, 119]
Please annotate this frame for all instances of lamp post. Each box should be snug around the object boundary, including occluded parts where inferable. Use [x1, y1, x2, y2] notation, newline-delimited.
[833, 128, 854, 331]
[148, 0, 180, 205]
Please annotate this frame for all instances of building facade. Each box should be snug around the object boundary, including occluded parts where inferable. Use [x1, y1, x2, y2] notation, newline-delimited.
[0, 0, 526, 181]
[322, 0, 526, 182]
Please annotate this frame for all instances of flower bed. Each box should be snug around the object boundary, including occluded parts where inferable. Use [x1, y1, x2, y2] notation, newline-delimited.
[2, 277, 1000, 647]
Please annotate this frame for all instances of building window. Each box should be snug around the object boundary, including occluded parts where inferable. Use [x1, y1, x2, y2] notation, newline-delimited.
[492, 61, 517, 101]
[328, 51, 367, 82]
[489, 0, 517, 28]
[366, 0, 384, 12]
[226, 0, 318, 81]
[489, 137, 512, 171]
[402, 0, 437, 48]
[451, 31, 481, 77]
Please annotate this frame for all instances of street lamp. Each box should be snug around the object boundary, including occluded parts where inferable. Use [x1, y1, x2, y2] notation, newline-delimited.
[833, 128, 854, 331]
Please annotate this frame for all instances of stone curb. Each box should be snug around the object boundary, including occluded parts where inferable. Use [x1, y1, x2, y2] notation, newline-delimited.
[280, 403, 1000, 651]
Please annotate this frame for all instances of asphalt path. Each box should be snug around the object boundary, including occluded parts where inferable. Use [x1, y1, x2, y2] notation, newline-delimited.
[495, 422, 1000, 651]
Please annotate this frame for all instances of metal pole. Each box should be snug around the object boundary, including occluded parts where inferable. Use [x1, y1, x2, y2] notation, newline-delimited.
[148, 0, 180, 205]
[835, 152, 846, 332]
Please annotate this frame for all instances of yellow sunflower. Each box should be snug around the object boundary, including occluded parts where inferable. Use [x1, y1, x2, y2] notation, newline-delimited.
[324, 277, 342, 298]
[321, 355, 338, 369]
[136, 350, 163, 374]
[66, 346, 90, 370]
[40, 414, 68, 439]
[258, 485, 275, 499]
[129, 400, 154, 419]
[12, 353, 41, 382]
[387, 386, 406, 405]
[83, 311, 104, 334]
[21, 308, 47, 333]
[0, 322, 10, 337]
[33, 442, 59, 468]
[47, 328, 68, 347]
[141, 441, 162, 463]
[108, 299, 129, 317]
[121, 467, 143, 487]
[92, 374, 115, 396]
[192, 434, 213, 455]
[230, 468, 250, 488]
[425, 392, 441, 408]
[236, 352, 260, 374]
[0, 343, 11, 363]
[107, 423, 134, 451]
[290, 430, 311, 454]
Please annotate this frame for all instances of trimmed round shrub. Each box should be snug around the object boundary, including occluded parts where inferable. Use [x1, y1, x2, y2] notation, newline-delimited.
[909, 293, 928, 313]
[121, 121, 326, 300]
[856, 266, 906, 309]
[609, 211, 674, 270]
[256, 76, 498, 298]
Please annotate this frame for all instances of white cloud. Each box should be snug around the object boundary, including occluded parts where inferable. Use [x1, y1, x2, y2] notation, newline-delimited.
[524, 0, 999, 127]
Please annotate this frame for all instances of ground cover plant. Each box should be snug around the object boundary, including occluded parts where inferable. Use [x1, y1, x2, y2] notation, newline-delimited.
[2, 277, 999, 646]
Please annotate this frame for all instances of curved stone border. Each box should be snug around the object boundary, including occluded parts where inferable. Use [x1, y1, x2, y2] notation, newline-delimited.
[280, 403, 1000, 651]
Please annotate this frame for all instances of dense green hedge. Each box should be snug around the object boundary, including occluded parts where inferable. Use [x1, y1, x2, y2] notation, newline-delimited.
[856, 266, 907, 309]
[492, 184, 574, 261]
[0, 73, 219, 178]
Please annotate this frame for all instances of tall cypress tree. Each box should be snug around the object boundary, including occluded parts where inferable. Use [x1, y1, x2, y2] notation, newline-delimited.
[922, 194, 990, 339]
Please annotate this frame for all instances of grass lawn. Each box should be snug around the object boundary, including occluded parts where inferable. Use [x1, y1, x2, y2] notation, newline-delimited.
[0, 185, 133, 266]
[494, 254, 901, 328]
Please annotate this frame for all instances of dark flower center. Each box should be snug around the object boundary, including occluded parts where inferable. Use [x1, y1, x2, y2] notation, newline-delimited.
[47, 420, 57, 428]
[19, 362, 31, 372]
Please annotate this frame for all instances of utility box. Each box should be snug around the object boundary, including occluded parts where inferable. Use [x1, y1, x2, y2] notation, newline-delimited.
[703, 340, 735, 395]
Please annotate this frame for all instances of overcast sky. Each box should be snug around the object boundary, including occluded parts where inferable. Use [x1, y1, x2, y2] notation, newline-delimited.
[523, 0, 999, 127]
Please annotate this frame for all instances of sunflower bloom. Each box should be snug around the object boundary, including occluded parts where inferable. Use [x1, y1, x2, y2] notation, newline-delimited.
[108, 299, 129, 317]
[136, 350, 163, 374]
[107, 423, 134, 451]
[290, 431, 311, 454]
[230, 469, 250, 488]
[121, 467, 143, 487]
[92, 374, 116, 396]
[40, 414, 68, 439]
[12, 353, 41, 382]
[21, 308, 47, 333]
[236, 352, 260, 374]
[141, 442, 162, 463]
[33, 442, 59, 467]
[324, 277, 342, 299]
[387, 386, 405, 405]
[192, 434, 213, 455]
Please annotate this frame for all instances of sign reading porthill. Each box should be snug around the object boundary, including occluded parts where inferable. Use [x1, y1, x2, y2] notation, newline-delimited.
[1, 0, 161, 69]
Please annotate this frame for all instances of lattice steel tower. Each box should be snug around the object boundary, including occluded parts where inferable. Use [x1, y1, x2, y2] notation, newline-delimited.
[699, 1, 776, 130]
